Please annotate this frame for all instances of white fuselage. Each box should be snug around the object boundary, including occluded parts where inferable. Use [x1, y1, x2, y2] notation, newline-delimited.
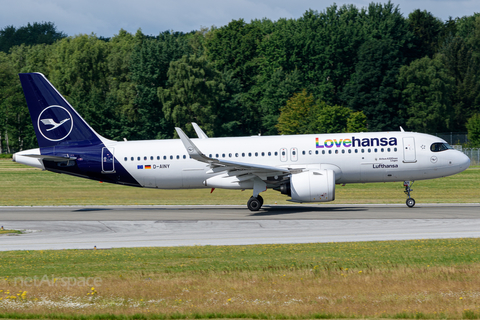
[102, 131, 470, 189]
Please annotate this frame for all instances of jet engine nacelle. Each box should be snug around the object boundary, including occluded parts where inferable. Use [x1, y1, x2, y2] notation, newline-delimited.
[290, 170, 335, 202]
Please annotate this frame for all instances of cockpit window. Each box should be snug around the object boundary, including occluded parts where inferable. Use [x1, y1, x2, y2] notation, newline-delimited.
[431, 142, 453, 152]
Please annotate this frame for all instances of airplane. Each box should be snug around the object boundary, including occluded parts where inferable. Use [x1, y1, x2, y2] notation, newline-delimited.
[13, 73, 471, 211]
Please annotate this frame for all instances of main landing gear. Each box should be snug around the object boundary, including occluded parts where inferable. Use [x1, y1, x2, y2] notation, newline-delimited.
[404, 181, 415, 208]
[247, 195, 264, 211]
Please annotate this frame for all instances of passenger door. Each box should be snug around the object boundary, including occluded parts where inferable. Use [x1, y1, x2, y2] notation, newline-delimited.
[101, 147, 115, 173]
[403, 137, 416, 163]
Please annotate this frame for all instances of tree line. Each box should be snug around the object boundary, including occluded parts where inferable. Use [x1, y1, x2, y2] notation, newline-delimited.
[1, 2, 480, 154]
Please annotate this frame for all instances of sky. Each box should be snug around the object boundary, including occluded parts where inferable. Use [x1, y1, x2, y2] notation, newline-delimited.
[1, 0, 479, 38]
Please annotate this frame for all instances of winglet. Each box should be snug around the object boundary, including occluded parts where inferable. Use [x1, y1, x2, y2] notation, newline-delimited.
[192, 122, 209, 139]
[175, 127, 217, 164]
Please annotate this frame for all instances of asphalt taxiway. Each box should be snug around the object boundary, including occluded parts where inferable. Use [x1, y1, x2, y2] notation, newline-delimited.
[1, 204, 479, 251]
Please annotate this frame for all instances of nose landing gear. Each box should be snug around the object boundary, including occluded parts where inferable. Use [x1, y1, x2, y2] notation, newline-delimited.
[404, 181, 415, 208]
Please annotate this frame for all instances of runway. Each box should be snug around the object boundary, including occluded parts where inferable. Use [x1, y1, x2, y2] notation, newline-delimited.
[1, 204, 480, 251]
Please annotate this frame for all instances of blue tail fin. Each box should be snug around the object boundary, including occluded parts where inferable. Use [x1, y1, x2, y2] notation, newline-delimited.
[19, 73, 104, 149]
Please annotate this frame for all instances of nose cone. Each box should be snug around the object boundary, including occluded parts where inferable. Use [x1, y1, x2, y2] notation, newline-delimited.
[455, 151, 470, 173]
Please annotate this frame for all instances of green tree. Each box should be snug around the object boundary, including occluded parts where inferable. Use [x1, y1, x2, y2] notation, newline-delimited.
[313, 103, 352, 134]
[0, 22, 66, 53]
[440, 35, 480, 130]
[102, 29, 141, 140]
[340, 2, 414, 131]
[130, 31, 193, 139]
[466, 113, 480, 147]
[0, 52, 33, 153]
[347, 111, 368, 132]
[205, 19, 263, 91]
[256, 69, 304, 135]
[159, 55, 241, 137]
[341, 38, 406, 131]
[397, 55, 455, 133]
[407, 9, 443, 59]
[257, 5, 363, 105]
[47, 34, 112, 137]
[276, 90, 318, 135]
[276, 90, 362, 134]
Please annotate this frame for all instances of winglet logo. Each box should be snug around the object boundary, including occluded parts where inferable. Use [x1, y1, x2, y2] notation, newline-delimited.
[37, 106, 73, 141]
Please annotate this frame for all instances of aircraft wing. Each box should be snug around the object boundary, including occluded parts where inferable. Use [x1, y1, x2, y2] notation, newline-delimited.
[175, 127, 291, 176]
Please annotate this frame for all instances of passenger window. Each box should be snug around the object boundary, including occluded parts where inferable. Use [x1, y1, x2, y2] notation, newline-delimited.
[176, 155, 179, 159]
[309, 150, 312, 155]
[170, 155, 173, 160]
[355, 149, 358, 154]
[242, 153, 245, 157]
[301, 151, 305, 155]
[183, 155, 186, 159]
[381, 148, 384, 152]
[235, 153, 239, 157]
[216, 154, 219, 158]
[229, 153, 232, 157]
[268, 152, 271, 156]
[157, 156, 160, 160]
[150, 156, 154, 160]
[261, 152, 265, 156]
[255, 152, 258, 157]
[131, 157, 134, 161]
[315, 150, 318, 155]
[394, 148, 397, 152]
[328, 150, 332, 154]
[368, 149, 371, 153]
[144, 156, 147, 160]
[124, 157, 127, 161]
[348, 149, 351, 154]
[387, 148, 391, 152]
[374, 148, 377, 153]
[322, 150, 325, 155]
[137, 157, 141, 161]
[249, 153, 252, 157]
[342, 150, 345, 154]
[163, 156, 167, 160]
[275, 152, 278, 156]
[335, 150, 338, 154]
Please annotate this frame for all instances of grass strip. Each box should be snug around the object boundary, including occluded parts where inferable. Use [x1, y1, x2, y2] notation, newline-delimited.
[0, 310, 480, 319]
[1, 239, 480, 318]
[2, 238, 480, 277]
[1, 159, 479, 206]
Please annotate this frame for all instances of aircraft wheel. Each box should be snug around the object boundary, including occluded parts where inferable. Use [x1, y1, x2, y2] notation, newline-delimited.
[406, 198, 415, 208]
[257, 194, 264, 206]
[247, 197, 262, 211]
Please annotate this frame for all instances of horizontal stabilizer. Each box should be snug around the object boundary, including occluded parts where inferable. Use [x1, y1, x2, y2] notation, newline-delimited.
[21, 154, 77, 161]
